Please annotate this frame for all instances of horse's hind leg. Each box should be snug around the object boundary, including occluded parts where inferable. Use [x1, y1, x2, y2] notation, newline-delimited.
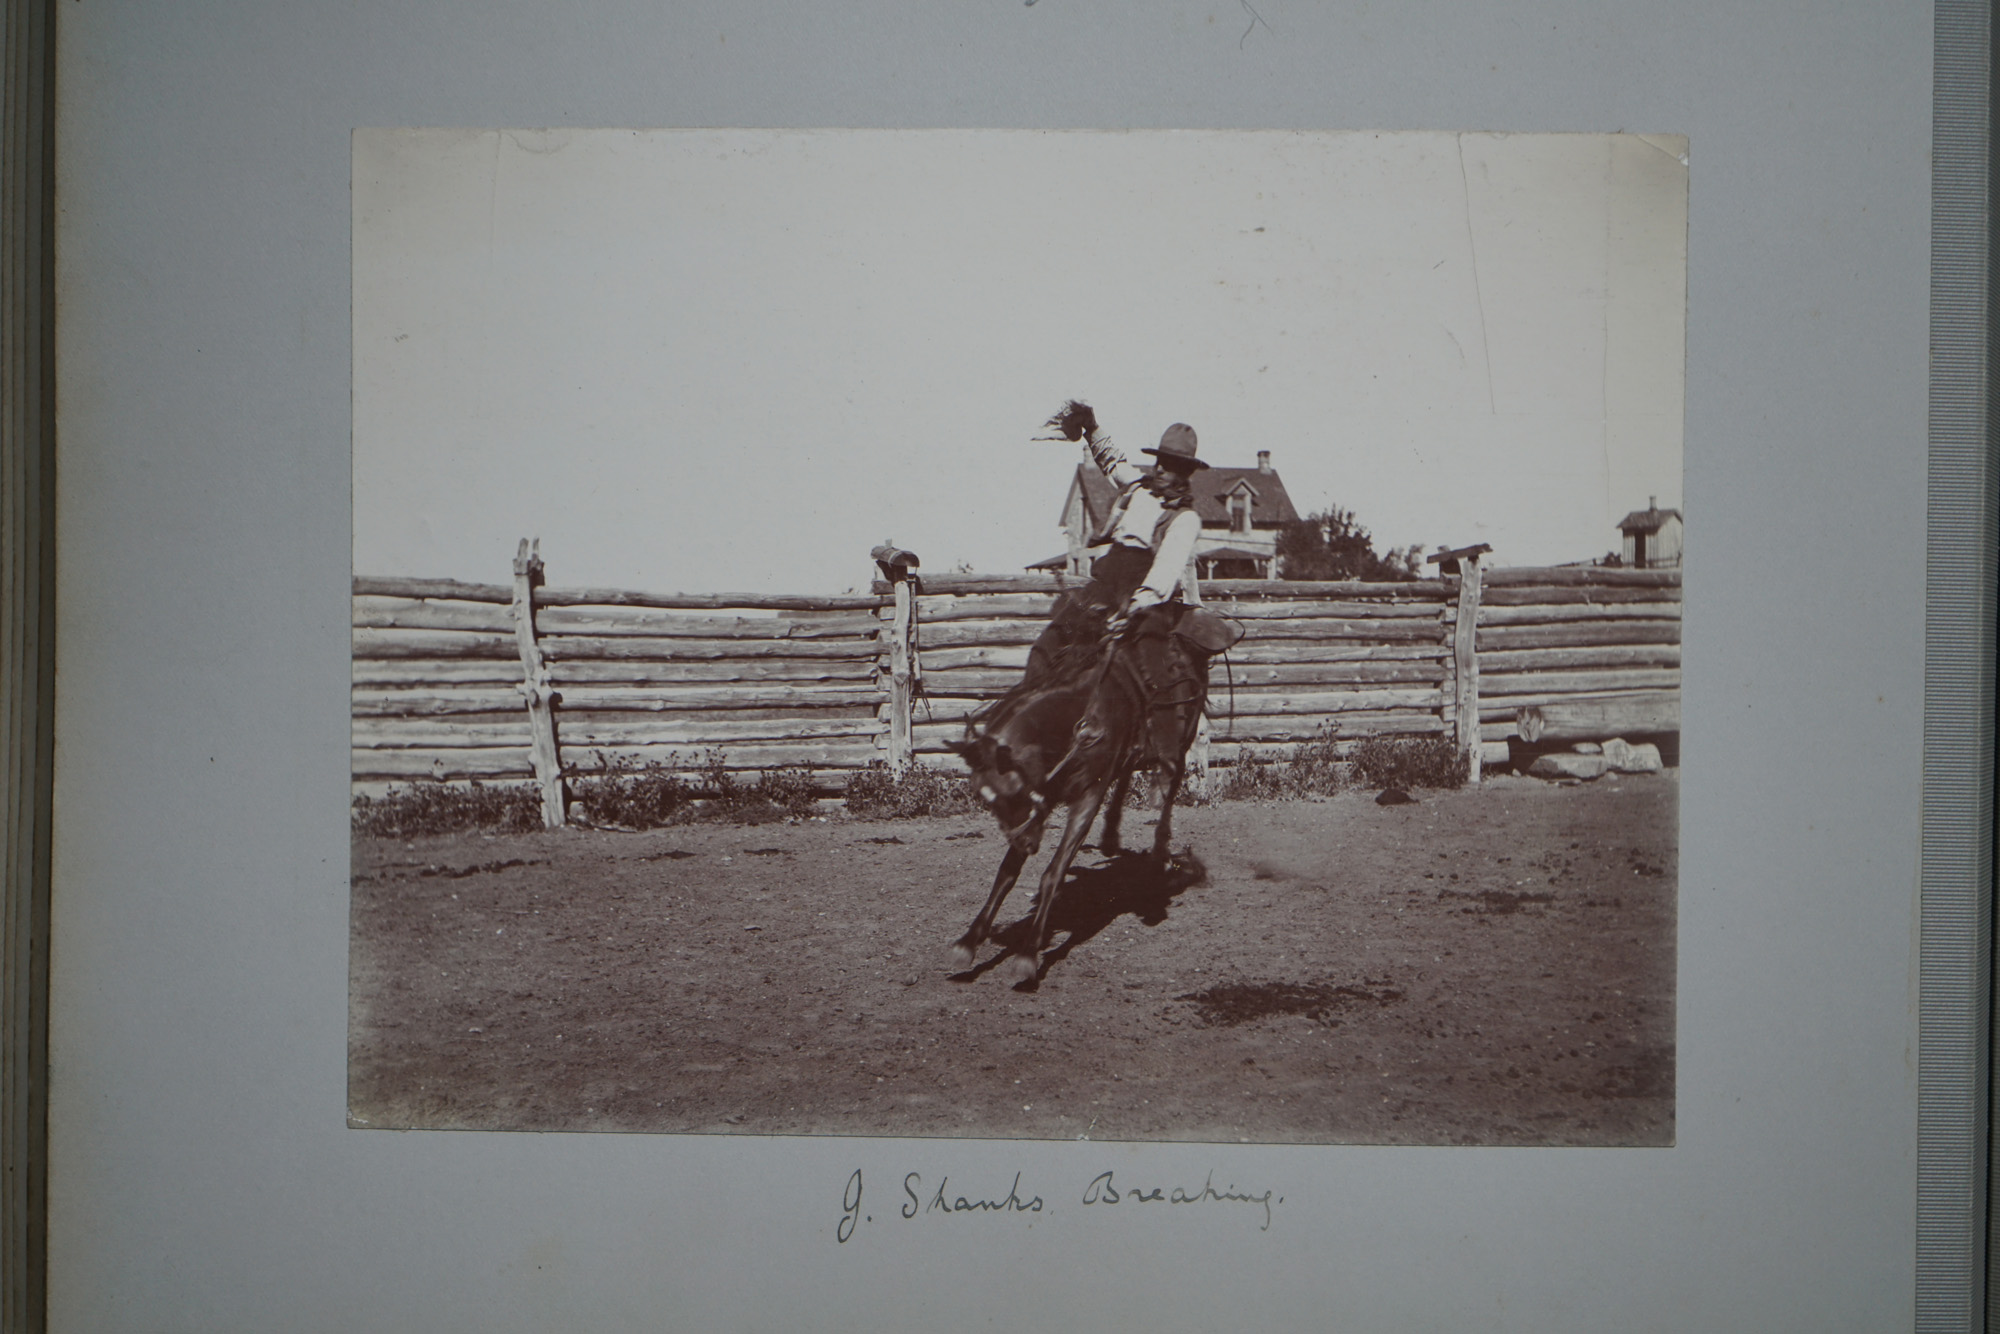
[1011, 784, 1107, 984]
[954, 840, 1031, 966]
[1097, 768, 1131, 854]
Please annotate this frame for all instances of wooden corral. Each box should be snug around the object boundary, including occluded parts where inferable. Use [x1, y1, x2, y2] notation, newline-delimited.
[353, 546, 1680, 823]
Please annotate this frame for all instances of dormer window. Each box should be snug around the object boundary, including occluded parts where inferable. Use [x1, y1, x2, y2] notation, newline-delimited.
[1229, 492, 1251, 534]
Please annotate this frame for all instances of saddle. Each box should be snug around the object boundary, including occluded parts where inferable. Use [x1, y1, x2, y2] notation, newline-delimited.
[1170, 604, 1245, 655]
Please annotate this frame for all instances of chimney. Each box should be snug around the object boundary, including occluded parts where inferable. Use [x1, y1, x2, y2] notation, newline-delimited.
[1649, 495, 1658, 511]
[1257, 450, 1272, 474]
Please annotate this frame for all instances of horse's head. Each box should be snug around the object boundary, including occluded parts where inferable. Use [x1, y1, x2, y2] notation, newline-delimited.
[950, 723, 1041, 845]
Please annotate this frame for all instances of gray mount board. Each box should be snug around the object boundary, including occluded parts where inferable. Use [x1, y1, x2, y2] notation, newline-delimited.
[51, 3, 1936, 1331]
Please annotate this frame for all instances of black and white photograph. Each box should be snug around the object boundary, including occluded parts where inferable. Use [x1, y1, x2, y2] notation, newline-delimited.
[347, 128, 1686, 1146]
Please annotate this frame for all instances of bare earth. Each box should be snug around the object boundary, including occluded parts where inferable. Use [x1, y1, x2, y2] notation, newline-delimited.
[349, 773, 1675, 1146]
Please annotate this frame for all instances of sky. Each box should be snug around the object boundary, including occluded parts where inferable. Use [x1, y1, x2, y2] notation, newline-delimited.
[353, 129, 1686, 594]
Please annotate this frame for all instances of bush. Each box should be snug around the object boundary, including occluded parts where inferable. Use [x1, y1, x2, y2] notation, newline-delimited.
[570, 751, 823, 829]
[569, 752, 700, 828]
[844, 761, 976, 819]
[351, 780, 543, 838]
[1351, 735, 1468, 790]
[1213, 722, 1345, 802]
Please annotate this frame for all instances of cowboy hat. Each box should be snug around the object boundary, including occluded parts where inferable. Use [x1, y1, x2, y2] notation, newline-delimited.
[1140, 423, 1209, 471]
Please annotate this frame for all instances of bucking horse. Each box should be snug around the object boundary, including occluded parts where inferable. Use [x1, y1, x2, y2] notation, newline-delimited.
[949, 602, 1232, 983]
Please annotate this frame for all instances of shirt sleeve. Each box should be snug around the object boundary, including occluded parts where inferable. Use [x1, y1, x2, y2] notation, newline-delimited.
[1086, 435, 1143, 490]
[1129, 508, 1203, 608]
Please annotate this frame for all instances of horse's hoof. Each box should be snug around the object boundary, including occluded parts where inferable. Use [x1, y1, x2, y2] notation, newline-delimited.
[1009, 951, 1040, 985]
[951, 940, 977, 967]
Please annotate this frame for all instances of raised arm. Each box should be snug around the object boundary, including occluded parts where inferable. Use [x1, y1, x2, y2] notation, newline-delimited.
[1084, 433, 1145, 490]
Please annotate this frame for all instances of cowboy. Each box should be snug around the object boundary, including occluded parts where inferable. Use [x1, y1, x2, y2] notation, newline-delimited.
[1023, 412, 1208, 687]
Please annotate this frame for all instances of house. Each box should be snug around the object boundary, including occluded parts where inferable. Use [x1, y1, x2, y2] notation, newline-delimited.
[1047, 448, 1302, 580]
[1617, 498, 1684, 570]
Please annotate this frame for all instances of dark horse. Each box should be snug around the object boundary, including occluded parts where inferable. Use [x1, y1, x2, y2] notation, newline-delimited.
[949, 607, 1210, 984]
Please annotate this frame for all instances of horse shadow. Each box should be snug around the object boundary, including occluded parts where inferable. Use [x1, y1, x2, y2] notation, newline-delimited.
[951, 849, 1208, 988]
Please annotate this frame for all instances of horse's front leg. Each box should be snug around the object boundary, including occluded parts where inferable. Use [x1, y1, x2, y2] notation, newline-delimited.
[1097, 767, 1132, 854]
[1150, 761, 1183, 866]
[1011, 784, 1107, 984]
[954, 839, 1032, 966]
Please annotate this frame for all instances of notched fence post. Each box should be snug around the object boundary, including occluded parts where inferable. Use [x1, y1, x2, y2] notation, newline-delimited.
[510, 537, 568, 826]
[871, 544, 922, 770]
[1429, 543, 1492, 784]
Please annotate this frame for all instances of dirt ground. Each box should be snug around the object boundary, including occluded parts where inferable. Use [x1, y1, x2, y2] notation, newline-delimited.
[349, 773, 1676, 1146]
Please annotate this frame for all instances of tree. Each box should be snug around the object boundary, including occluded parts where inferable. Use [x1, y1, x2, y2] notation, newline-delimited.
[1276, 507, 1419, 581]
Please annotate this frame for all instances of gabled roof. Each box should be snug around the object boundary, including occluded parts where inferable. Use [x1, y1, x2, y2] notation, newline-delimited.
[1618, 506, 1683, 534]
[1061, 461, 1302, 528]
[1193, 467, 1300, 524]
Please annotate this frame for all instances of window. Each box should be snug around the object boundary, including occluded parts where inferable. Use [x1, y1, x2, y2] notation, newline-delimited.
[1230, 494, 1250, 534]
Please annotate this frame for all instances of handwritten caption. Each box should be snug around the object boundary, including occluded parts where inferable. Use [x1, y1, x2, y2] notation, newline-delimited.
[836, 1167, 1281, 1242]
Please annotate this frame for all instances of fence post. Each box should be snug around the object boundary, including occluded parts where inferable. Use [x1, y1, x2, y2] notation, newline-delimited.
[510, 538, 567, 826]
[1429, 543, 1492, 784]
[871, 545, 921, 770]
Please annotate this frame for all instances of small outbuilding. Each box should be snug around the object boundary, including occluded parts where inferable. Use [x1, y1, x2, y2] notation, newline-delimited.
[1617, 498, 1683, 570]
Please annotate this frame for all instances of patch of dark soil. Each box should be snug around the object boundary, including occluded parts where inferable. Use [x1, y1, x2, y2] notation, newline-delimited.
[859, 836, 906, 846]
[638, 849, 698, 861]
[1176, 978, 1404, 1027]
[743, 848, 789, 856]
[943, 831, 985, 841]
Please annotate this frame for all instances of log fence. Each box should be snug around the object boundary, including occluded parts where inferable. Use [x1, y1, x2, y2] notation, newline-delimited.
[354, 543, 1680, 825]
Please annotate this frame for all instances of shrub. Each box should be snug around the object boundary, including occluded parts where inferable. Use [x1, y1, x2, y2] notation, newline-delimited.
[568, 751, 700, 828]
[351, 780, 543, 838]
[1351, 735, 1468, 790]
[568, 751, 825, 828]
[844, 761, 976, 819]
[1213, 722, 1346, 802]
